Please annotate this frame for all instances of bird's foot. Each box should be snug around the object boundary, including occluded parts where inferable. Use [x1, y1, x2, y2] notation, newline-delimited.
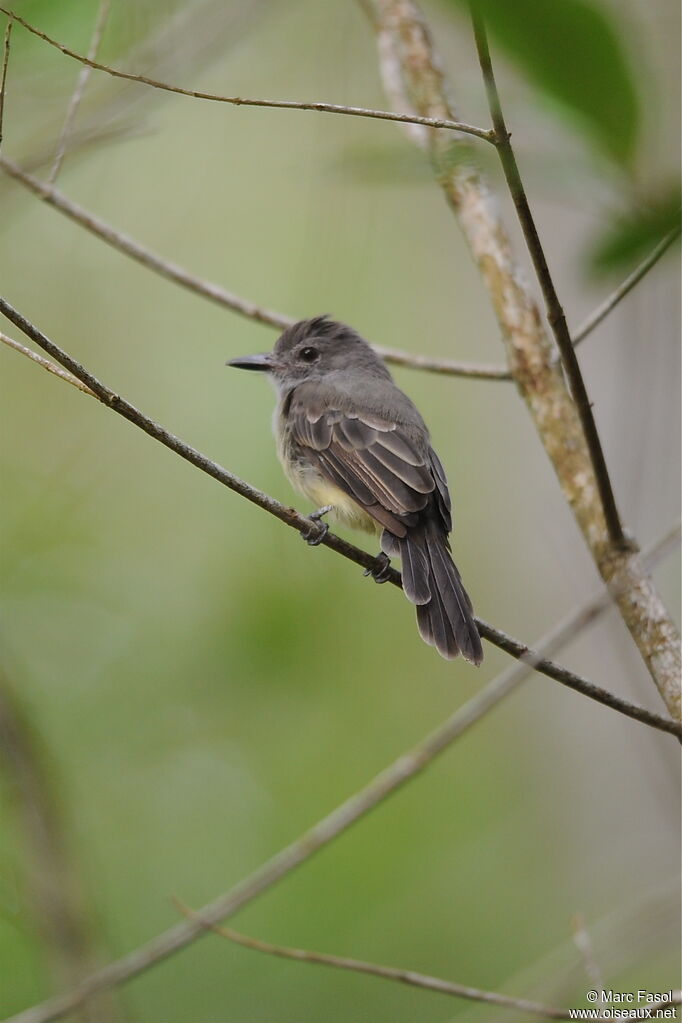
[364, 551, 392, 584]
[300, 505, 333, 546]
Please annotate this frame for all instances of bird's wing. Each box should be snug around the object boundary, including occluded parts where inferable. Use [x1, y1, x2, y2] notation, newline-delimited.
[288, 386, 442, 538]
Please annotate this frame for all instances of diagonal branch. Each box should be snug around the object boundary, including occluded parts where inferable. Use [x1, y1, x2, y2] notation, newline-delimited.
[173, 899, 573, 1020]
[3, 526, 678, 1023]
[369, 0, 681, 720]
[572, 226, 681, 347]
[1, 295, 679, 738]
[0, 7, 495, 143]
[0, 156, 508, 379]
[5, 154, 669, 380]
[47, 0, 111, 184]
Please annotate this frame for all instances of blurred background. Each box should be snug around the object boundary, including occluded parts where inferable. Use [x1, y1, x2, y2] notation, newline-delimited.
[0, 0, 679, 1020]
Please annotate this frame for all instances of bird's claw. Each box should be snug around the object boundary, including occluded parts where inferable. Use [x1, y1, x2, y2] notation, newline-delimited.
[364, 551, 391, 584]
[300, 505, 333, 546]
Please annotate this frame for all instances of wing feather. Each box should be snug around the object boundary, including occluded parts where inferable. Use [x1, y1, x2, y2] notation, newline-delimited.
[288, 386, 449, 539]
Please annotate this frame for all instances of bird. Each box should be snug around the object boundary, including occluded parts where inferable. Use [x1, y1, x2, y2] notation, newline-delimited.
[228, 316, 482, 664]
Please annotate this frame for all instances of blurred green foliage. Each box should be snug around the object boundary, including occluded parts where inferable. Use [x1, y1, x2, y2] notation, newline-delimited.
[589, 190, 681, 275]
[450, 0, 640, 165]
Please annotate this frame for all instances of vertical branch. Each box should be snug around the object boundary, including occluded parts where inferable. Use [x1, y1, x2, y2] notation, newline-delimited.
[470, 10, 625, 549]
[0, 17, 11, 149]
[47, 0, 111, 184]
[369, 0, 681, 719]
[0, 667, 124, 1023]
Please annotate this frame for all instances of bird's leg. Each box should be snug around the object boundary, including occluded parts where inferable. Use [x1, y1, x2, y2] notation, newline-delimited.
[364, 551, 392, 584]
[300, 505, 334, 546]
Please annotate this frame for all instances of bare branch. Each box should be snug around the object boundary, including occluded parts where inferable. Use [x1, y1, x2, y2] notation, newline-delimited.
[0, 17, 10, 149]
[572, 227, 681, 347]
[1, 294, 679, 738]
[0, 7, 494, 143]
[47, 0, 111, 184]
[470, 12, 624, 548]
[173, 899, 573, 1020]
[370, 0, 681, 719]
[3, 522, 679, 1023]
[0, 156, 509, 379]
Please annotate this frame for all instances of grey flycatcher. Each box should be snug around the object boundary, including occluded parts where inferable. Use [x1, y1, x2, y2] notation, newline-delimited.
[228, 316, 482, 664]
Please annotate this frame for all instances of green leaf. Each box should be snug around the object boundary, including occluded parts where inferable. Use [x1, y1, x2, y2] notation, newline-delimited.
[453, 0, 640, 165]
[589, 191, 681, 275]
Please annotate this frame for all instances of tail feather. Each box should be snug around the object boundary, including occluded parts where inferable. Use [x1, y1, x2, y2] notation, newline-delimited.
[391, 521, 482, 665]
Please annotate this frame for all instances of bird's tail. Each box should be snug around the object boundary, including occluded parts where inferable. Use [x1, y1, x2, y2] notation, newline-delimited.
[382, 521, 483, 664]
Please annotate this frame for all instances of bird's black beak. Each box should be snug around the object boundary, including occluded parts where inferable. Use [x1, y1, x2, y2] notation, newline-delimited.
[226, 352, 274, 372]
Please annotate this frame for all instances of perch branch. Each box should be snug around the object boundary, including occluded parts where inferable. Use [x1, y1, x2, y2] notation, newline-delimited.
[1, 295, 678, 738]
[0, 7, 495, 143]
[47, 0, 111, 184]
[370, 0, 681, 719]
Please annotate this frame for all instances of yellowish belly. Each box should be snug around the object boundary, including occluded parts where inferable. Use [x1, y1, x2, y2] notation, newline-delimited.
[297, 475, 381, 535]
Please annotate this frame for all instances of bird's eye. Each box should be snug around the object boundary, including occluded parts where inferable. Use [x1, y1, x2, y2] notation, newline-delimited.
[300, 346, 319, 363]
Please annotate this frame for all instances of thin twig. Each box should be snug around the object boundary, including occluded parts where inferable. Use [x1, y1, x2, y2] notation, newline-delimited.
[370, 0, 681, 719]
[0, 331, 96, 395]
[1, 295, 678, 738]
[173, 899, 572, 1020]
[470, 11, 625, 549]
[373, 342, 508, 379]
[0, 17, 11, 149]
[47, 0, 111, 184]
[0, 7, 494, 143]
[175, 903, 682, 1021]
[0, 156, 509, 379]
[572, 226, 681, 347]
[3, 529, 679, 1023]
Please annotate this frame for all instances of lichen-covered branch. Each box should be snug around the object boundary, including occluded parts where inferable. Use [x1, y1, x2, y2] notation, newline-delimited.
[369, 0, 681, 719]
